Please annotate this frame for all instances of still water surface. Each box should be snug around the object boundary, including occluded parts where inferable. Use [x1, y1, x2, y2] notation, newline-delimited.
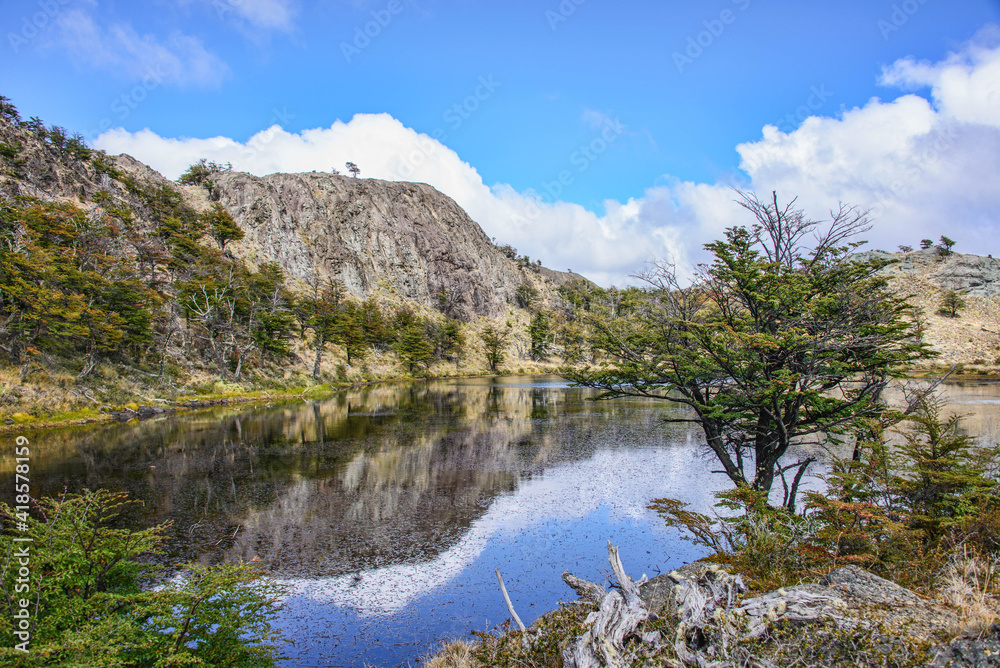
[4, 376, 999, 666]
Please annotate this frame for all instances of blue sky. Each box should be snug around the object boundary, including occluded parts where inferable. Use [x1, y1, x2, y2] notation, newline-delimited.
[3, 0, 1000, 283]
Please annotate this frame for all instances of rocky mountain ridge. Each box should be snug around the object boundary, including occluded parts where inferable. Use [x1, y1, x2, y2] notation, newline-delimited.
[200, 170, 580, 320]
[855, 247, 1000, 369]
[1, 115, 583, 322]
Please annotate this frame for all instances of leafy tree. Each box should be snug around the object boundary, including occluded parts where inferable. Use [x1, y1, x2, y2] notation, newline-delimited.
[346, 161, 360, 178]
[528, 310, 552, 361]
[246, 263, 296, 361]
[358, 297, 389, 348]
[515, 281, 538, 309]
[481, 324, 510, 373]
[570, 192, 931, 509]
[433, 319, 464, 363]
[920, 238, 934, 250]
[334, 301, 368, 366]
[0, 490, 287, 667]
[893, 394, 995, 539]
[178, 158, 231, 187]
[939, 290, 966, 318]
[0, 201, 158, 375]
[556, 319, 586, 364]
[897, 245, 913, 253]
[203, 203, 244, 253]
[0, 95, 20, 123]
[556, 279, 602, 317]
[395, 321, 434, 374]
[183, 269, 257, 380]
[298, 280, 344, 376]
[938, 235, 956, 256]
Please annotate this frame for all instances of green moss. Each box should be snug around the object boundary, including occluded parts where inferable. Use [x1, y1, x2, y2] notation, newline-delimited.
[734, 618, 933, 668]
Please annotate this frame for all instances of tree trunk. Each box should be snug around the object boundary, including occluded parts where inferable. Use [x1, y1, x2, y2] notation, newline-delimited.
[313, 331, 324, 378]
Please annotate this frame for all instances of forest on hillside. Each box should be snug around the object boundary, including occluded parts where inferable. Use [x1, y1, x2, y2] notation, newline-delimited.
[0, 96, 612, 417]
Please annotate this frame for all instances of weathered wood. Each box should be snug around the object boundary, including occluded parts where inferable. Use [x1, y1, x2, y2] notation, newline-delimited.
[562, 542, 659, 668]
[495, 568, 526, 632]
[562, 570, 606, 604]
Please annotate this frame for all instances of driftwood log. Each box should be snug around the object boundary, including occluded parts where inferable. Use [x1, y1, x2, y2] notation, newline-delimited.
[561, 541, 659, 668]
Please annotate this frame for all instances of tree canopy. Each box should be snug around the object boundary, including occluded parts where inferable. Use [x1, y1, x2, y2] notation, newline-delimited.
[569, 191, 932, 508]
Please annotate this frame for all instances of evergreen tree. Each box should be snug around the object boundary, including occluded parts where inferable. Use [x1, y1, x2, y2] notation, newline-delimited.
[528, 310, 552, 361]
[481, 324, 509, 373]
[334, 301, 368, 366]
[203, 203, 244, 252]
[894, 395, 995, 539]
[570, 191, 931, 508]
[395, 322, 434, 374]
[940, 290, 966, 318]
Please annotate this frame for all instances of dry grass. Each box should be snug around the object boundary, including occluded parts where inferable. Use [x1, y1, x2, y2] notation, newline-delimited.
[940, 546, 1000, 638]
[418, 639, 479, 668]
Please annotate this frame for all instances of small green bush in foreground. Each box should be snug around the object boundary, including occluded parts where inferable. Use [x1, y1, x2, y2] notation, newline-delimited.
[0, 489, 287, 667]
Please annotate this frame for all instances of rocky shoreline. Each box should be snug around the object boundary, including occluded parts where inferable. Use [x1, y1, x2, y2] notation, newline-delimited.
[447, 544, 998, 668]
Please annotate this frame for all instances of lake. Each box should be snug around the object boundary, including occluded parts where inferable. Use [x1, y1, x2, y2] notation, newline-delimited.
[3, 376, 999, 667]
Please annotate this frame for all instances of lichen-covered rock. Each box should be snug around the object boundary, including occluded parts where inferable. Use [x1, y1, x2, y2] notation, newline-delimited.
[0, 116, 584, 323]
[819, 564, 923, 607]
[930, 625, 1000, 667]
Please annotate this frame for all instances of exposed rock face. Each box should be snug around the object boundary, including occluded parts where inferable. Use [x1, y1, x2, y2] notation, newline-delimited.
[852, 248, 1000, 368]
[857, 247, 1000, 297]
[207, 171, 575, 320]
[0, 116, 586, 322]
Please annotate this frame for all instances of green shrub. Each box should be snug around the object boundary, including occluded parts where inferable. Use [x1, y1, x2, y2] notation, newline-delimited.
[0, 489, 287, 667]
[652, 393, 1000, 593]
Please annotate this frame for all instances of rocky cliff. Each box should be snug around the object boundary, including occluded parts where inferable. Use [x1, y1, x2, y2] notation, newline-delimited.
[200, 171, 578, 320]
[856, 247, 1000, 369]
[0, 115, 584, 322]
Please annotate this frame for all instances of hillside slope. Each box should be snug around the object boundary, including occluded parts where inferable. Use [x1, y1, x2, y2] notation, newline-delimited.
[200, 170, 579, 320]
[1, 116, 583, 322]
[858, 248, 1000, 369]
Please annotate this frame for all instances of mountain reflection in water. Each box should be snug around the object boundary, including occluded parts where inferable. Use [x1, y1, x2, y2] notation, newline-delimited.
[4, 376, 999, 667]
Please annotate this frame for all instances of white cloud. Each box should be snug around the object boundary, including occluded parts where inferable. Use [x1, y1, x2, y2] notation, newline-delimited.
[880, 26, 1000, 128]
[181, 0, 298, 34]
[94, 29, 1000, 284]
[95, 114, 698, 285]
[736, 29, 1000, 256]
[53, 9, 229, 88]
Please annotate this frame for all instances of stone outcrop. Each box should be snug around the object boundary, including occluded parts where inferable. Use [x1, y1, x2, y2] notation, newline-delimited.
[205, 171, 579, 320]
[0, 116, 585, 322]
[853, 248, 1000, 368]
[857, 247, 1000, 297]
[549, 549, 989, 667]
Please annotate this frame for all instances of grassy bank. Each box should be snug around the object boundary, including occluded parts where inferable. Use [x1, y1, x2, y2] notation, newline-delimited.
[0, 353, 569, 434]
